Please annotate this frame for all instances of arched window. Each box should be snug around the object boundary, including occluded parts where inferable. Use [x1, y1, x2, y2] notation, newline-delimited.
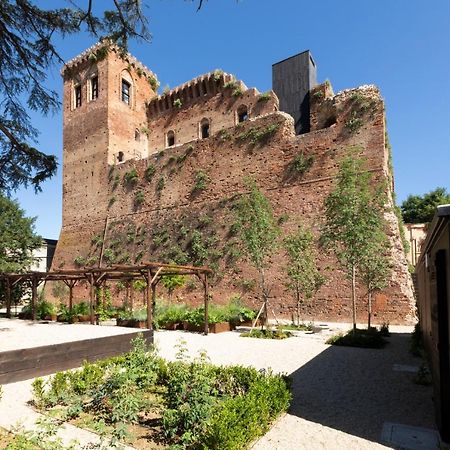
[167, 130, 175, 147]
[237, 105, 249, 123]
[121, 79, 131, 104]
[117, 151, 124, 162]
[135, 129, 140, 141]
[200, 119, 210, 139]
[90, 75, 99, 100]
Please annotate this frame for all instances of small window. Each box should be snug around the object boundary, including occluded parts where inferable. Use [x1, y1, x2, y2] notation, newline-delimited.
[117, 151, 124, 162]
[91, 76, 99, 100]
[74, 85, 82, 108]
[200, 119, 210, 139]
[135, 129, 140, 141]
[167, 130, 175, 147]
[121, 79, 131, 104]
[237, 105, 248, 123]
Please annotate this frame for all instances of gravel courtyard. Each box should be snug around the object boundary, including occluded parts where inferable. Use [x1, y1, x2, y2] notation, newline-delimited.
[0, 322, 437, 449]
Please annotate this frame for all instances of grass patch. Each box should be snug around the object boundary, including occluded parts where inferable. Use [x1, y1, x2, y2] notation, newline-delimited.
[281, 322, 313, 331]
[326, 328, 388, 348]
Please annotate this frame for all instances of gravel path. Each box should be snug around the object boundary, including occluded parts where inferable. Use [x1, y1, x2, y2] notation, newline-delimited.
[0, 322, 436, 449]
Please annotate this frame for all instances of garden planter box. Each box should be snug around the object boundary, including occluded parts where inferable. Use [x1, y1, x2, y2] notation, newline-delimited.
[160, 322, 179, 330]
[43, 314, 57, 321]
[209, 322, 232, 333]
[78, 315, 91, 323]
[117, 318, 147, 328]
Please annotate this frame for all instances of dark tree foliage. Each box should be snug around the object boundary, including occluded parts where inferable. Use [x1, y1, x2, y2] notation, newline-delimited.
[401, 187, 450, 224]
[0, 192, 42, 272]
[0, 0, 153, 194]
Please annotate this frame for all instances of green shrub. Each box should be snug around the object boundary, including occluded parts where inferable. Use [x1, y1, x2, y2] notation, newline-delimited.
[72, 302, 89, 317]
[236, 124, 279, 145]
[123, 168, 139, 186]
[134, 190, 145, 207]
[36, 300, 57, 319]
[202, 370, 291, 449]
[345, 112, 363, 133]
[173, 98, 182, 108]
[326, 328, 387, 348]
[74, 255, 86, 267]
[156, 176, 165, 192]
[241, 329, 291, 340]
[257, 91, 272, 102]
[192, 170, 210, 193]
[148, 75, 160, 91]
[289, 152, 314, 175]
[144, 164, 156, 182]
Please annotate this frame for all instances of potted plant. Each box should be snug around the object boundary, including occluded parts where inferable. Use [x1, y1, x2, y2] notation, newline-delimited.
[73, 302, 90, 322]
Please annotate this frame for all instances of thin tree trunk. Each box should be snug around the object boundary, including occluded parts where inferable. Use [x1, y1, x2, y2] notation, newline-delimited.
[367, 290, 372, 329]
[296, 285, 300, 326]
[260, 268, 269, 330]
[351, 264, 357, 333]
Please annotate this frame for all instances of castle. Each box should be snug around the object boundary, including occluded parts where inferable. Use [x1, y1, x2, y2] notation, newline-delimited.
[51, 42, 416, 324]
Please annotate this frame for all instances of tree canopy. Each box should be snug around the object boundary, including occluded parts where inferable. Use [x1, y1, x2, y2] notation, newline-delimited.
[0, 0, 156, 194]
[400, 187, 450, 224]
[0, 193, 42, 272]
[320, 149, 389, 330]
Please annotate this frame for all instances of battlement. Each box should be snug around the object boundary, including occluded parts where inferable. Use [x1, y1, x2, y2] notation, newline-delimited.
[147, 71, 244, 116]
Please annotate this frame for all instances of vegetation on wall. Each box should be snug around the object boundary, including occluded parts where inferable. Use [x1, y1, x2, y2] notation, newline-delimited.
[144, 164, 156, 182]
[236, 123, 279, 145]
[192, 170, 210, 193]
[123, 168, 139, 186]
[289, 152, 314, 176]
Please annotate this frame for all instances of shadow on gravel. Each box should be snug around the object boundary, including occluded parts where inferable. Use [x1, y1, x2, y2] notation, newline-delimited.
[287, 332, 436, 445]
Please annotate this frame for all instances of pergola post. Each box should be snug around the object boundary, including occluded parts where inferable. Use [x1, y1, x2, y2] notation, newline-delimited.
[146, 269, 152, 330]
[89, 273, 95, 324]
[203, 273, 209, 335]
[31, 276, 38, 321]
[5, 278, 11, 318]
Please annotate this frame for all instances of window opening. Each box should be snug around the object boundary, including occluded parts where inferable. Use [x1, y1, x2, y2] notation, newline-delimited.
[201, 120, 210, 139]
[121, 79, 131, 104]
[118, 151, 124, 162]
[167, 130, 175, 147]
[135, 129, 140, 141]
[75, 85, 82, 108]
[237, 105, 248, 123]
[91, 76, 99, 100]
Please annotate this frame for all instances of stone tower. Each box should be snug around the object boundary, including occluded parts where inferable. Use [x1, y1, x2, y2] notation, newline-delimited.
[61, 43, 157, 228]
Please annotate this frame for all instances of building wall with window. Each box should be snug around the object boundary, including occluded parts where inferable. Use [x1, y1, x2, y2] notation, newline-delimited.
[51, 42, 415, 325]
[146, 76, 278, 154]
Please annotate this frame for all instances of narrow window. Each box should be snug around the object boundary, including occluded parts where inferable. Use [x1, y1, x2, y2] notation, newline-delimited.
[121, 79, 131, 104]
[117, 151, 124, 162]
[201, 119, 210, 139]
[237, 105, 248, 123]
[75, 85, 82, 108]
[91, 76, 99, 100]
[135, 129, 140, 141]
[167, 130, 175, 147]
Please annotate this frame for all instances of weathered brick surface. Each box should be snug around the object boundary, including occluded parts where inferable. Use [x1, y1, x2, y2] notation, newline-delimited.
[51, 46, 415, 325]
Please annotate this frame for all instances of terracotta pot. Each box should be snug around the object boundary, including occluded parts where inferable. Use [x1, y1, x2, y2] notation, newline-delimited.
[161, 322, 178, 330]
[69, 316, 79, 324]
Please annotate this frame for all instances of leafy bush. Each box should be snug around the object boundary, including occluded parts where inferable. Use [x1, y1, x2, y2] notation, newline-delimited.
[134, 190, 145, 206]
[289, 152, 314, 175]
[236, 124, 279, 145]
[326, 328, 387, 348]
[257, 91, 272, 102]
[36, 300, 57, 319]
[192, 170, 210, 193]
[241, 329, 291, 340]
[123, 168, 139, 186]
[144, 164, 156, 182]
[72, 302, 89, 317]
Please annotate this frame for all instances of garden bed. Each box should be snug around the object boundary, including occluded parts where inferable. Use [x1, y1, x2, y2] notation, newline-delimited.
[326, 327, 389, 348]
[30, 334, 291, 449]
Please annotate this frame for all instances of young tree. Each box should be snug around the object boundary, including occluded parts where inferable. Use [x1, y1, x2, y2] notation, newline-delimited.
[283, 225, 325, 325]
[234, 180, 280, 328]
[320, 149, 387, 331]
[161, 275, 185, 302]
[360, 229, 391, 329]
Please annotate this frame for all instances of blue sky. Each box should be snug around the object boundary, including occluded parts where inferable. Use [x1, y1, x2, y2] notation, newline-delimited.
[14, 0, 450, 239]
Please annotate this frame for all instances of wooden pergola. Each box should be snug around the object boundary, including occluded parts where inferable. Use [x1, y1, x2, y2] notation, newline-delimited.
[0, 262, 212, 333]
